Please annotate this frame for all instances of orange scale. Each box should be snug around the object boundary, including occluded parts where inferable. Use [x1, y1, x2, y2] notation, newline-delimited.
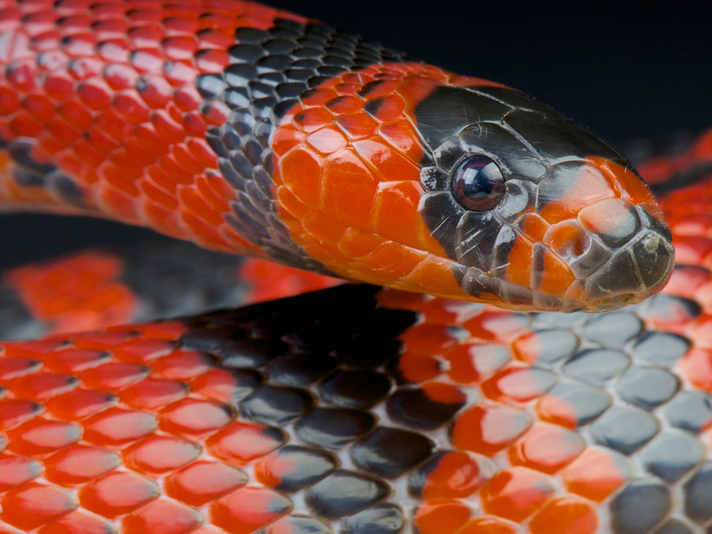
[80, 362, 150, 391]
[138, 321, 189, 341]
[44, 388, 117, 421]
[182, 211, 234, 251]
[1, 339, 64, 359]
[57, 99, 93, 131]
[159, 398, 233, 437]
[452, 403, 532, 457]
[114, 92, 152, 126]
[76, 78, 112, 110]
[366, 94, 406, 122]
[350, 241, 428, 281]
[166, 460, 246, 507]
[562, 448, 632, 503]
[352, 138, 420, 182]
[72, 141, 106, 167]
[38, 510, 114, 534]
[0, 357, 41, 380]
[277, 146, 322, 209]
[300, 210, 350, 250]
[536, 247, 576, 297]
[171, 144, 203, 175]
[5, 60, 37, 91]
[123, 435, 200, 475]
[43, 348, 111, 373]
[292, 107, 333, 134]
[392, 352, 442, 383]
[23, 92, 56, 123]
[417, 298, 481, 325]
[134, 124, 171, 156]
[43, 444, 120, 486]
[101, 165, 141, 197]
[679, 347, 712, 392]
[334, 83, 359, 96]
[480, 366, 556, 404]
[480, 467, 555, 523]
[196, 28, 235, 48]
[210, 487, 292, 534]
[420, 450, 491, 499]
[271, 126, 304, 157]
[181, 188, 225, 227]
[7, 371, 78, 400]
[195, 48, 230, 73]
[9, 112, 44, 137]
[139, 77, 174, 110]
[0, 454, 42, 492]
[165, 61, 197, 87]
[79, 471, 159, 519]
[464, 311, 532, 344]
[151, 350, 213, 379]
[0, 399, 42, 431]
[82, 407, 158, 447]
[400, 255, 470, 300]
[400, 322, 461, 355]
[74, 330, 137, 351]
[688, 315, 712, 348]
[509, 423, 584, 474]
[142, 180, 179, 210]
[206, 421, 286, 465]
[112, 338, 172, 364]
[335, 113, 379, 141]
[162, 35, 198, 60]
[325, 95, 362, 115]
[123, 498, 204, 534]
[529, 496, 598, 534]
[444, 342, 511, 384]
[120, 378, 188, 409]
[458, 517, 518, 534]
[320, 150, 379, 228]
[195, 175, 233, 214]
[413, 499, 472, 534]
[306, 126, 348, 155]
[360, 79, 401, 99]
[535, 394, 579, 430]
[85, 126, 122, 156]
[6, 417, 81, 456]
[336, 227, 388, 258]
[187, 138, 219, 168]
[371, 179, 424, 247]
[1, 482, 78, 531]
[153, 110, 186, 144]
[0, 87, 21, 115]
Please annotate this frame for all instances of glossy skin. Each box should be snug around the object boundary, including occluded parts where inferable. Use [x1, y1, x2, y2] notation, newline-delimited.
[0, 0, 672, 312]
[0, 133, 711, 533]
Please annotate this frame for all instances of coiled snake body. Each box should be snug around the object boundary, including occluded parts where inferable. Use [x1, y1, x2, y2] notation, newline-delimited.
[0, 2, 707, 534]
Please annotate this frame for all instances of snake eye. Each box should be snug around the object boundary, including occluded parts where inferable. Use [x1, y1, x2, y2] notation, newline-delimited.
[452, 156, 506, 211]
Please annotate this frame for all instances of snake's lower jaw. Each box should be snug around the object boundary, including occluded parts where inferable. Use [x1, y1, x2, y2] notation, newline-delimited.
[456, 202, 675, 313]
[576, 206, 675, 311]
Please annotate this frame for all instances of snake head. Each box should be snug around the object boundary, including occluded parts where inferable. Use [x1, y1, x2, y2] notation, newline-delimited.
[271, 66, 673, 312]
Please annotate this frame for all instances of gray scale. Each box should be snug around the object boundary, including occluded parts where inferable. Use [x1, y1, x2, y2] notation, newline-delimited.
[196, 18, 408, 274]
[176, 283, 712, 533]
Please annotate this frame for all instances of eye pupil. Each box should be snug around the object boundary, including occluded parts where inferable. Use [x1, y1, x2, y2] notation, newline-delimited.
[453, 156, 506, 211]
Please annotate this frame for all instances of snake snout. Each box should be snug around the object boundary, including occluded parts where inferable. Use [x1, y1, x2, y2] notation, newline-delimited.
[583, 203, 674, 305]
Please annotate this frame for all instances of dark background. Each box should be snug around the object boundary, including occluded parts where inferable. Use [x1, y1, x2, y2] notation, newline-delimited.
[2, 2, 711, 269]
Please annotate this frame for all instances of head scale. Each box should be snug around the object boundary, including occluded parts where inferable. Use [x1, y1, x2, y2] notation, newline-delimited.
[270, 65, 673, 312]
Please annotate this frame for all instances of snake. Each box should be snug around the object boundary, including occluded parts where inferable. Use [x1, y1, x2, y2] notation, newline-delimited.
[0, 1, 707, 533]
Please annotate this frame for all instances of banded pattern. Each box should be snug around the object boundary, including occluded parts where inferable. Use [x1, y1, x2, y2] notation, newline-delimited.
[0, 235, 341, 341]
[0, 0, 674, 312]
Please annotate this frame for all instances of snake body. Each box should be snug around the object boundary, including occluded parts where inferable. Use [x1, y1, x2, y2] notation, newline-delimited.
[0, 1, 704, 533]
